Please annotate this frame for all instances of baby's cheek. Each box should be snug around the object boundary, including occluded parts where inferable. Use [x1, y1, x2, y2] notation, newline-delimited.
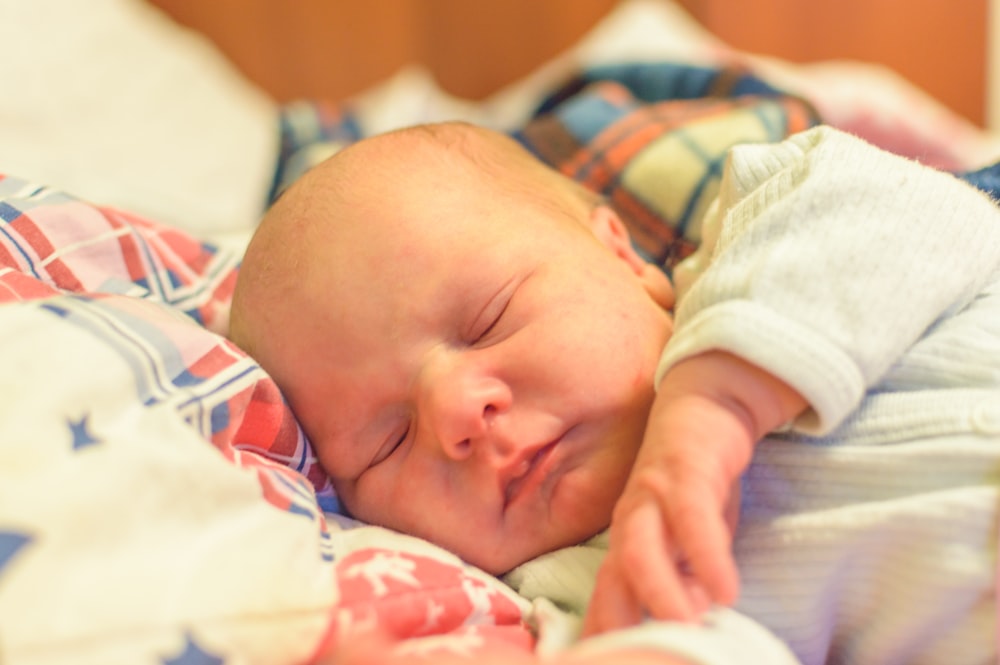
[328, 481, 366, 521]
[350, 469, 458, 545]
[335, 472, 400, 526]
[553, 464, 626, 536]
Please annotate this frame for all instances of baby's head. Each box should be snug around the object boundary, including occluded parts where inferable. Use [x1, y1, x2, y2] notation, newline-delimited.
[231, 122, 673, 573]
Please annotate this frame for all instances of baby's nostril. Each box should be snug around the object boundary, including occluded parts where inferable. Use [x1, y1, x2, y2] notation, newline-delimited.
[455, 439, 471, 455]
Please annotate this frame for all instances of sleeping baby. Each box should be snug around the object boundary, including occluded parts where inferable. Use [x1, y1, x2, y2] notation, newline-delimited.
[229, 121, 1000, 665]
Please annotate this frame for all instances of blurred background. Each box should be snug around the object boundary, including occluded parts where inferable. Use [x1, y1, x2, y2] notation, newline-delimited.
[2, 0, 993, 241]
[148, 0, 990, 128]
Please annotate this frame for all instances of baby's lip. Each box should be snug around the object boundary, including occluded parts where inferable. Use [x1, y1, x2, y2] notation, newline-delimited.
[501, 437, 561, 510]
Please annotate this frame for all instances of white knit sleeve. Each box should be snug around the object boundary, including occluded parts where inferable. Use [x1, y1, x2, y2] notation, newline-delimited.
[569, 608, 802, 665]
[659, 126, 1000, 434]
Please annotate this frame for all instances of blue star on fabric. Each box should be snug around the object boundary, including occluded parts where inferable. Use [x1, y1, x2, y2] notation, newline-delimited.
[161, 632, 226, 665]
[0, 531, 31, 577]
[68, 414, 101, 450]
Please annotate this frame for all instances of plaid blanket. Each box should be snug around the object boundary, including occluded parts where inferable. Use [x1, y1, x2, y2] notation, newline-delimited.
[515, 63, 819, 269]
[4, 60, 1000, 665]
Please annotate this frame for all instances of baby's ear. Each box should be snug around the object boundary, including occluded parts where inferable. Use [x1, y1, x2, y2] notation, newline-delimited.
[588, 205, 674, 310]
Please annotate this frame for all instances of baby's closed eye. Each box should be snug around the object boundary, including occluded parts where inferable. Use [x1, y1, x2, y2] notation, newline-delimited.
[368, 420, 411, 469]
[467, 276, 521, 345]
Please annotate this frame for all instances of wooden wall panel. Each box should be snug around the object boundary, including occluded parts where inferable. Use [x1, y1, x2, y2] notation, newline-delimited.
[148, 0, 988, 127]
[415, 0, 621, 99]
[677, 0, 988, 126]
[147, 1, 420, 102]
[147, 0, 618, 102]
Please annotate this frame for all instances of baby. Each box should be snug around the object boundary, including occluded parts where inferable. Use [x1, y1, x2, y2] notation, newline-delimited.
[231, 122, 1000, 664]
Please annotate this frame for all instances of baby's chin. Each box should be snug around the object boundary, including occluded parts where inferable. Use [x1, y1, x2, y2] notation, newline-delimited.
[465, 527, 607, 576]
[474, 504, 614, 575]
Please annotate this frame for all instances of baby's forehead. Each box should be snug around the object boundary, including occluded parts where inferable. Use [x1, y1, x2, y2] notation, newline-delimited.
[269, 125, 594, 275]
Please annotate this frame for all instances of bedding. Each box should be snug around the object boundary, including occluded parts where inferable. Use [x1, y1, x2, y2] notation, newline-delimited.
[4, 2, 1000, 664]
[5, 64, 1000, 663]
[0, 177, 533, 664]
[0, 0, 277, 240]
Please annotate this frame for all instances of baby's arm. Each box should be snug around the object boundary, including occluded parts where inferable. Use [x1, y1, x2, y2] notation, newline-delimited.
[584, 350, 806, 634]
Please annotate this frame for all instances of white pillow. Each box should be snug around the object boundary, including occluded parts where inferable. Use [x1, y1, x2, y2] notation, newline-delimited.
[0, 0, 278, 238]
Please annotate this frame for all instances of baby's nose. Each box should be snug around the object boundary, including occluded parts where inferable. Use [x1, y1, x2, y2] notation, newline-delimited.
[417, 351, 512, 461]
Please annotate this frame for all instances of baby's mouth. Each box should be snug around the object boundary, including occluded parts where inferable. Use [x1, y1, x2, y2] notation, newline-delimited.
[503, 440, 559, 509]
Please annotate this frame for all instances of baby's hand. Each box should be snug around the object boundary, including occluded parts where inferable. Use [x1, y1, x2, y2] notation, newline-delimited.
[583, 352, 806, 635]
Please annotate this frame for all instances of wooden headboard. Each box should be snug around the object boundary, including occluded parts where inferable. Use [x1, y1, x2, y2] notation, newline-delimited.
[147, 0, 988, 128]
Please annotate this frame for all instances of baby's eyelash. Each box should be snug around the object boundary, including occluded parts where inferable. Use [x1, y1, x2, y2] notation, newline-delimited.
[471, 279, 518, 343]
[475, 300, 508, 342]
[371, 422, 409, 468]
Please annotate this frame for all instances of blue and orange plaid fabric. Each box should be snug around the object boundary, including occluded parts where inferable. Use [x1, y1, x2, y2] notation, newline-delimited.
[515, 63, 820, 270]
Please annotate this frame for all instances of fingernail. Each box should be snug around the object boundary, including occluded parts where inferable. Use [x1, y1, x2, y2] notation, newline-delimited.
[687, 584, 712, 616]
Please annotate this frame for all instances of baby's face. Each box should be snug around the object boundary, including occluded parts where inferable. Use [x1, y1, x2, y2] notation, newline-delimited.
[239, 127, 673, 574]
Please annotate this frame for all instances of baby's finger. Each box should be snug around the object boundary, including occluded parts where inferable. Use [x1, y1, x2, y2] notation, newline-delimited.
[681, 574, 712, 616]
[664, 482, 740, 607]
[582, 556, 644, 636]
[616, 501, 698, 622]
